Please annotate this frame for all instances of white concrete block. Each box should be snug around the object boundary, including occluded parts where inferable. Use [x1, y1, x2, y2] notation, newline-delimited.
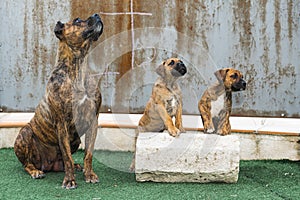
[0, 128, 20, 148]
[80, 128, 136, 151]
[237, 134, 300, 161]
[135, 132, 240, 183]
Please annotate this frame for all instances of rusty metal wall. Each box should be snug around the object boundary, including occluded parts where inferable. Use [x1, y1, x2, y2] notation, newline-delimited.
[0, 0, 299, 117]
[0, 0, 71, 111]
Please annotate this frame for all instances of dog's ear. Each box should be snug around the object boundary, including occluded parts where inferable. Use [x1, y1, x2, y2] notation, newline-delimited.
[54, 21, 65, 40]
[214, 68, 229, 82]
[156, 63, 165, 77]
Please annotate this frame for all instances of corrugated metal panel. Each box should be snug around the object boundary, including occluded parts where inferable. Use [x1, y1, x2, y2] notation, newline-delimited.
[0, 0, 299, 117]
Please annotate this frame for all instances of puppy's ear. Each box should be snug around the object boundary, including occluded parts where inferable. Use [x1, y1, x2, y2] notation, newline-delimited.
[54, 21, 64, 40]
[214, 68, 229, 82]
[156, 63, 165, 77]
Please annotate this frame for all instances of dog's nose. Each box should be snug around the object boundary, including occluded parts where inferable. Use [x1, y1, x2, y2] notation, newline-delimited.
[93, 13, 99, 18]
[177, 63, 187, 75]
[91, 14, 101, 21]
[242, 81, 246, 88]
[176, 62, 185, 68]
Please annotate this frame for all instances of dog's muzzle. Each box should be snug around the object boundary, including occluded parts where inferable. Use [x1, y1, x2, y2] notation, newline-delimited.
[232, 79, 246, 91]
[83, 13, 103, 41]
[171, 62, 187, 77]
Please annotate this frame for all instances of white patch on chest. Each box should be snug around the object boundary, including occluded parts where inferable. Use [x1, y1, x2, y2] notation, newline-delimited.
[79, 94, 88, 105]
[170, 98, 176, 107]
[211, 93, 225, 117]
[166, 96, 178, 116]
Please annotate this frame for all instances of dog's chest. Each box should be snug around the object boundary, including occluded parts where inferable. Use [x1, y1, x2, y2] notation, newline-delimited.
[210, 93, 226, 117]
[166, 96, 178, 116]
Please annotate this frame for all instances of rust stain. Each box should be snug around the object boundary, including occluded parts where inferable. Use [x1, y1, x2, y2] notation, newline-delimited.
[175, 1, 185, 34]
[71, 0, 136, 113]
[232, 0, 253, 57]
[23, 0, 28, 63]
[259, 0, 270, 75]
[199, 0, 209, 51]
[173, 0, 210, 52]
[287, 0, 293, 45]
[274, 0, 281, 70]
[71, 0, 132, 80]
[32, 0, 41, 78]
[20, 0, 47, 84]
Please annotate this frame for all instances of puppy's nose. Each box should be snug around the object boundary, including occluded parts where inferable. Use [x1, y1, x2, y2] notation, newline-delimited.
[243, 82, 246, 88]
[177, 63, 187, 75]
[176, 62, 185, 68]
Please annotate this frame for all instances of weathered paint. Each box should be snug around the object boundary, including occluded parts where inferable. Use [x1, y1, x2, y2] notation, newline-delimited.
[0, 0, 299, 117]
[0, 0, 71, 111]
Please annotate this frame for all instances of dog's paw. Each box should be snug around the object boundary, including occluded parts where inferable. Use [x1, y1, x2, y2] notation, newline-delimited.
[178, 127, 186, 133]
[62, 177, 77, 189]
[30, 170, 46, 179]
[168, 127, 180, 137]
[206, 128, 215, 134]
[84, 171, 99, 183]
[217, 131, 231, 136]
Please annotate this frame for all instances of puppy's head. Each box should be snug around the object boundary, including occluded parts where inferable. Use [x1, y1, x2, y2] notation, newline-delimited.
[156, 58, 187, 79]
[54, 13, 103, 48]
[214, 68, 246, 91]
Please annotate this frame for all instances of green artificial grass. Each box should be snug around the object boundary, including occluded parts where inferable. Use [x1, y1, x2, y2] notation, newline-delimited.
[0, 148, 299, 200]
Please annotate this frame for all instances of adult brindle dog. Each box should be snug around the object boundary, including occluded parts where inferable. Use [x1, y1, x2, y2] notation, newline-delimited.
[14, 14, 103, 189]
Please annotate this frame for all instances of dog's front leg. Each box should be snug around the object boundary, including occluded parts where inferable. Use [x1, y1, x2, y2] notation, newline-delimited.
[175, 102, 185, 133]
[216, 110, 231, 135]
[57, 122, 76, 189]
[84, 119, 99, 183]
[198, 100, 215, 133]
[156, 104, 180, 137]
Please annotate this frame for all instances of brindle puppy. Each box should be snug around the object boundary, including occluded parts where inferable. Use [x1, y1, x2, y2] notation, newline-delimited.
[198, 68, 246, 135]
[130, 58, 187, 171]
[139, 58, 187, 136]
[14, 14, 103, 189]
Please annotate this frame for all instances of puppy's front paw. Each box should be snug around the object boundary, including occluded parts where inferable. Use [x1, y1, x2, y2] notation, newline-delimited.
[217, 130, 230, 136]
[178, 126, 186, 133]
[206, 128, 214, 133]
[168, 127, 180, 137]
[204, 126, 215, 134]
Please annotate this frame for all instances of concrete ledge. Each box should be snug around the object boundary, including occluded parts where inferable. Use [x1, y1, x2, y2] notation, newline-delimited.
[135, 132, 240, 183]
[0, 113, 299, 161]
[1, 113, 299, 135]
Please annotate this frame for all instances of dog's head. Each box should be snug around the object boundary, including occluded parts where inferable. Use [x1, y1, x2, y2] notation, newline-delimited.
[214, 68, 246, 91]
[156, 58, 187, 80]
[54, 14, 103, 48]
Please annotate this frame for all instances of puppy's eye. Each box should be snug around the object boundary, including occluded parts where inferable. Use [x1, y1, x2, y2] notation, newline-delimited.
[168, 60, 175, 66]
[230, 73, 238, 79]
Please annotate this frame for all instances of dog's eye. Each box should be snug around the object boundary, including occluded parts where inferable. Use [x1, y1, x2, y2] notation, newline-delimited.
[230, 73, 238, 79]
[73, 18, 82, 24]
[168, 60, 175, 66]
